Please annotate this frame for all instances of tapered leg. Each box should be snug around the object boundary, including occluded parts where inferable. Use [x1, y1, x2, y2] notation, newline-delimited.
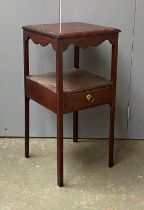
[73, 45, 79, 143]
[109, 102, 115, 167]
[56, 40, 64, 187]
[109, 35, 118, 167]
[57, 112, 64, 187]
[23, 32, 30, 158]
[25, 97, 30, 158]
[73, 112, 78, 142]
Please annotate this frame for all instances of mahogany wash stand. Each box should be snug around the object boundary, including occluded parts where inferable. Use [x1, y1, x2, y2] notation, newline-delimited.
[22, 22, 121, 187]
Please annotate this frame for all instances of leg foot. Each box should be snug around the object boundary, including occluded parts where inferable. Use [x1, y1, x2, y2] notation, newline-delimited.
[25, 97, 30, 158]
[109, 103, 115, 168]
[73, 111, 78, 142]
[57, 112, 64, 187]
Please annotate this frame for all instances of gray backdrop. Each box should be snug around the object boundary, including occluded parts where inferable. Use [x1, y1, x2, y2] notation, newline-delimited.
[128, 0, 144, 139]
[0, 0, 143, 139]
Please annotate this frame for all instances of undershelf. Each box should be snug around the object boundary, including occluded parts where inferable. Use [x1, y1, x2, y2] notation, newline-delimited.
[27, 69, 112, 94]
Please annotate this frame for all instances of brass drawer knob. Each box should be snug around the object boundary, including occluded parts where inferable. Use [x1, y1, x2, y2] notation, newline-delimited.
[86, 94, 94, 103]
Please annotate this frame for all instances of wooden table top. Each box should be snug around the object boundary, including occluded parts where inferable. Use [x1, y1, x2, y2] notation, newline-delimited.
[23, 22, 121, 38]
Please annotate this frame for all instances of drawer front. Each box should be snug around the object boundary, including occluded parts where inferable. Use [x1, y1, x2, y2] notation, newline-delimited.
[64, 87, 114, 113]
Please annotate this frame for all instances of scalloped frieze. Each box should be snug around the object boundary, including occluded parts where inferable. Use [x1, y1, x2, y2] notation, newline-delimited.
[23, 30, 118, 52]
[62, 34, 117, 52]
[23, 30, 57, 49]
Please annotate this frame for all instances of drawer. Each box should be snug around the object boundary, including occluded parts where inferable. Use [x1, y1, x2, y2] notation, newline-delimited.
[64, 87, 114, 113]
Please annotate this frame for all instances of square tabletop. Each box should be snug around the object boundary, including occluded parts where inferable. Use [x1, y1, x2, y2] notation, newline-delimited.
[23, 22, 121, 39]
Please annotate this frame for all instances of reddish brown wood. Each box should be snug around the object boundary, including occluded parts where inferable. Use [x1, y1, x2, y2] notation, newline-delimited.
[23, 22, 120, 38]
[74, 45, 80, 68]
[24, 30, 57, 50]
[23, 23, 120, 52]
[25, 70, 113, 114]
[62, 34, 116, 52]
[109, 37, 118, 167]
[73, 46, 80, 143]
[109, 102, 115, 167]
[26, 78, 57, 113]
[111, 35, 118, 84]
[26, 70, 112, 94]
[56, 40, 64, 187]
[22, 22, 120, 187]
[23, 31, 30, 158]
[64, 87, 113, 113]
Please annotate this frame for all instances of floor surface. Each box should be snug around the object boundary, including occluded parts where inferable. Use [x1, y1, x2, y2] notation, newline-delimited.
[0, 138, 144, 210]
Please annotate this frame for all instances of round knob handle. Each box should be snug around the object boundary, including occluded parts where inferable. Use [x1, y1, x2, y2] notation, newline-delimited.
[86, 94, 94, 103]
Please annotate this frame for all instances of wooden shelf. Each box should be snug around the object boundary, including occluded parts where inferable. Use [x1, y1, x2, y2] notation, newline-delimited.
[26, 69, 113, 95]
